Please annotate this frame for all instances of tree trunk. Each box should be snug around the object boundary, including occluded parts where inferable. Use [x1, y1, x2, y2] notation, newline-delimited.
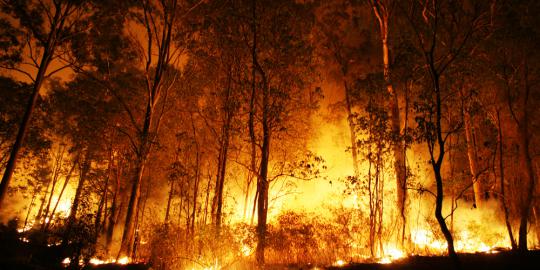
[517, 120, 534, 252]
[370, 1, 407, 244]
[45, 157, 78, 231]
[344, 80, 360, 177]
[434, 164, 459, 266]
[118, 158, 145, 258]
[462, 98, 484, 208]
[95, 146, 113, 234]
[191, 148, 200, 234]
[63, 152, 90, 245]
[106, 154, 122, 254]
[430, 70, 460, 268]
[42, 145, 66, 229]
[214, 70, 233, 231]
[496, 110, 517, 250]
[203, 173, 211, 225]
[119, 0, 177, 257]
[253, 57, 270, 266]
[256, 120, 270, 266]
[164, 178, 174, 224]
[24, 188, 39, 230]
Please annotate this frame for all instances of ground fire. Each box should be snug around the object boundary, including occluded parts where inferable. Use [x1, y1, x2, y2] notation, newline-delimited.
[0, 0, 539, 270]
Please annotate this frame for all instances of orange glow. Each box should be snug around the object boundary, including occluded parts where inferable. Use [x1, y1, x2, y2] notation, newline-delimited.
[88, 256, 130, 266]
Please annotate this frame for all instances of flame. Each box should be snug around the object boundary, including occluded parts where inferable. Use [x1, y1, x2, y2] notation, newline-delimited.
[378, 245, 405, 263]
[88, 256, 130, 265]
[333, 259, 346, 267]
[410, 228, 509, 255]
[240, 244, 252, 257]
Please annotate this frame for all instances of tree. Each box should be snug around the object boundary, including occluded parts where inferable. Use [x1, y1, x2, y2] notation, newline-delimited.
[117, 0, 184, 258]
[403, 0, 491, 265]
[484, 0, 540, 252]
[368, 0, 408, 246]
[0, 0, 89, 209]
[250, 0, 318, 265]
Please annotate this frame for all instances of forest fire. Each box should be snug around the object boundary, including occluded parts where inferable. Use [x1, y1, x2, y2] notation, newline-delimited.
[1, 0, 539, 270]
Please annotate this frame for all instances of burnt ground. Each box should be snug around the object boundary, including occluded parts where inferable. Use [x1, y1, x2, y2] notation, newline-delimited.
[325, 250, 540, 270]
[1, 252, 539, 270]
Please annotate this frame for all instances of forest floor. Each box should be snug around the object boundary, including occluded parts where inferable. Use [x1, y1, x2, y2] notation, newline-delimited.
[325, 250, 540, 270]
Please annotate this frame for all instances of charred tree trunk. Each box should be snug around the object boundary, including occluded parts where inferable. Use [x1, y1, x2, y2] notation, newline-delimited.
[496, 110, 517, 250]
[191, 146, 200, 234]
[106, 154, 123, 254]
[517, 114, 534, 252]
[63, 152, 90, 245]
[213, 68, 234, 231]
[430, 70, 460, 268]
[119, 156, 146, 257]
[95, 145, 114, 234]
[256, 112, 270, 266]
[252, 0, 271, 264]
[248, 0, 259, 228]
[344, 80, 360, 177]
[164, 178, 175, 224]
[203, 173, 212, 225]
[504, 60, 536, 253]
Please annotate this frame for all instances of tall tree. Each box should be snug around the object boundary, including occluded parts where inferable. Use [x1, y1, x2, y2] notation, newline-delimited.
[250, 0, 317, 265]
[403, 0, 491, 265]
[369, 0, 408, 246]
[0, 0, 89, 209]
[485, 0, 540, 252]
[117, 0, 183, 258]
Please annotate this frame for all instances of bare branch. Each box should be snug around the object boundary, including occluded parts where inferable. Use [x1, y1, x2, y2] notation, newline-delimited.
[0, 65, 35, 82]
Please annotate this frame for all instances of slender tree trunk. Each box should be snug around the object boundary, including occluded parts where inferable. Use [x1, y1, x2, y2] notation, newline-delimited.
[164, 179, 175, 224]
[24, 188, 39, 230]
[63, 152, 90, 245]
[203, 172, 211, 225]
[243, 174, 253, 220]
[509, 61, 536, 253]
[95, 146, 113, 234]
[517, 120, 534, 252]
[344, 80, 360, 177]
[370, 1, 407, 245]
[431, 72, 460, 268]
[45, 157, 78, 231]
[253, 55, 270, 267]
[36, 178, 51, 224]
[119, 0, 177, 257]
[252, 0, 271, 263]
[106, 155, 122, 254]
[42, 146, 65, 229]
[214, 72, 233, 231]
[248, 0, 258, 227]
[191, 141, 200, 234]
[496, 110, 517, 250]
[256, 118, 270, 266]
[462, 96, 484, 208]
